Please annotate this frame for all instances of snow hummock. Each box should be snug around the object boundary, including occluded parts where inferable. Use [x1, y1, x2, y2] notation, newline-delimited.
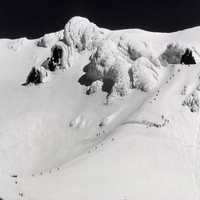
[8, 37, 29, 51]
[117, 33, 161, 66]
[37, 30, 64, 48]
[64, 16, 108, 52]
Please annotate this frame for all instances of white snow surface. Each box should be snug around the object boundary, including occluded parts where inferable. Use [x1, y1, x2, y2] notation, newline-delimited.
[0, 17, 200, 200]
[37, 30, 64, 48]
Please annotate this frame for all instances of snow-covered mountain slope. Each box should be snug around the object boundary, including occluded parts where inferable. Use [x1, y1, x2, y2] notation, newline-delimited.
[1, 16, 200, 200]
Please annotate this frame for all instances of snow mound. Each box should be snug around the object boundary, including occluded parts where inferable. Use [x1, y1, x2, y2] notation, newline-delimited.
[117, 33, 161, 67]
[129, 57, 160, 91]
[64, 16, 108, 52]
[8, 37, 28, 51]
[37, 30, 64, 48]
[80, 37, 162, 96]
[51, 41, 71, 68]
[80, 40, 131, 97]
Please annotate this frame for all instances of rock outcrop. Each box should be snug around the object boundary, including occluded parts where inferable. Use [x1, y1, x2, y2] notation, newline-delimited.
[86, 80, 103, 95]
[22, 66, 50, 86]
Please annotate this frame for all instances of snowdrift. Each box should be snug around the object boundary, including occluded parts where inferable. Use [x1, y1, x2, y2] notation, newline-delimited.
[64, 16, 108, 51]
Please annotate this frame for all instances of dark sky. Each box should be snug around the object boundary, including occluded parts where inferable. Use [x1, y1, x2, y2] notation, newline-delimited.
[0, 0, 200, 39]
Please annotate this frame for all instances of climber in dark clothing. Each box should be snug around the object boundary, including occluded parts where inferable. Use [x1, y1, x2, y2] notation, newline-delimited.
[181, 49, 196, 65]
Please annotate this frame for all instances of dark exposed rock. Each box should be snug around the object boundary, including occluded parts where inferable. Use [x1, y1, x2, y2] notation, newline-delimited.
[78, 74, 94, 87]
[22, 67, 42, 85]
[180, 49, 196, 65]
[22, 66, 49, 86]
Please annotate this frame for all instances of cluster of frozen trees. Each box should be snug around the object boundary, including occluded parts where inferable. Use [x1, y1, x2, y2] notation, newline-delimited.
[24, 16, 198, 98]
